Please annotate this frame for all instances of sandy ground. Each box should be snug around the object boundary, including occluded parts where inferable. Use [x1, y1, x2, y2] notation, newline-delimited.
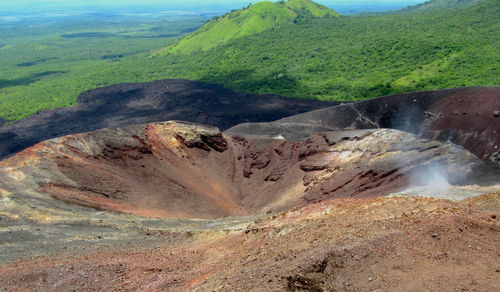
[0, 193, 498, 291]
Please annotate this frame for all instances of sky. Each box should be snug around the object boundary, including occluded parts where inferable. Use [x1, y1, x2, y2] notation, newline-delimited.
[1, 0, 426, 15]
[1, 0, 425, 7]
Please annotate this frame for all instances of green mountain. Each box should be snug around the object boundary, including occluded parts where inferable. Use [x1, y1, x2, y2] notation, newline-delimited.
[157, 0, 339, 55]
[283, 0, 339, 17]
[401, 0, 486, 11]
[150, 0, 498, 99]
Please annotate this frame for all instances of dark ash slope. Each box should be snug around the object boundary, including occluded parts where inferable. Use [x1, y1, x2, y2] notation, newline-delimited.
[227, 87, 500, 162]
[0, 79, 337, 160]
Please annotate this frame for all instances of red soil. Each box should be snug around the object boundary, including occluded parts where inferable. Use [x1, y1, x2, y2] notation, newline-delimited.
[423, 87, 500, 162]
[0, 194, 498, 291]
[1, 122, 489, 220]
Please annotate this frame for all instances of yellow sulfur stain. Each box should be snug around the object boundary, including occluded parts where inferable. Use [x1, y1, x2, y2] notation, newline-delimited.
[26, 212, 65, 224]
[194, 230, 234, 240]
[170, 136, 181, 148]
[0, 212, 19, 219]
[4, 167, 26, 181]
[0, 188, 11, 197]
[337, 151, 363, 164]
[1, 196, 70, 223]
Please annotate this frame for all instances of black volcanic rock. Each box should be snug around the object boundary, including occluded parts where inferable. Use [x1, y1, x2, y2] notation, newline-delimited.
[226, 87, 500, 162]
[0, 79, 337, 160]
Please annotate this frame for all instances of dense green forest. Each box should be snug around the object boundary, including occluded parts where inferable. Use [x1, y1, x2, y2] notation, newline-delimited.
[0, 0, 498, 121]
[401, 0, 486, 11]
[155, 0, 498, 100]
[0, 16, 205, 120]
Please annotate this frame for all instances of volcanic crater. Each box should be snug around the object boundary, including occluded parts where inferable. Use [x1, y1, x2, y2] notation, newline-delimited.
[1, 84, 499, 291]
[1, 85, 499, 222]
[1, 120, 498, 221]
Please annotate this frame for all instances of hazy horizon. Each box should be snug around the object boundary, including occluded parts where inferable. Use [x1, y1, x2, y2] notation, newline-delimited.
[2, 0, 425, 5]
[2, 0, 426, 15]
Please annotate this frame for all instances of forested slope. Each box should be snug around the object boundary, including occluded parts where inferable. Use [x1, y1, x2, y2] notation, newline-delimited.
[153, 0, 498, 101]
[0, 0, 497, 120]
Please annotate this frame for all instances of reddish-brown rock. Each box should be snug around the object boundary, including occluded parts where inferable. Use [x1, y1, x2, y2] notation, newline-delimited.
[1, 121, 497, 220]
[227, 87, 500, 162]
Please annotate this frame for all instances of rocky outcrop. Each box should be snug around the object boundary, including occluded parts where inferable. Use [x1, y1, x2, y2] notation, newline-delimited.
[1, 121, 498, 220]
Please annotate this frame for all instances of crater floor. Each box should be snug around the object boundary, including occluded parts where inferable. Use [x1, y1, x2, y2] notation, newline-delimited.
[0, 193, 498, 291]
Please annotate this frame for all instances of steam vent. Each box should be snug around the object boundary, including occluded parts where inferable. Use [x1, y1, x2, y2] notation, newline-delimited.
[0, 86, 499, 290]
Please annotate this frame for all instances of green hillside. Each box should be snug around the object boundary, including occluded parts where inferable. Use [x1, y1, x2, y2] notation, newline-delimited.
[283, 0, 339, 18]
[401, 0, 486, 11]
[157, 0, 339, 55]
[154, 0, 499, 99]
[0, 0, 498, 121]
